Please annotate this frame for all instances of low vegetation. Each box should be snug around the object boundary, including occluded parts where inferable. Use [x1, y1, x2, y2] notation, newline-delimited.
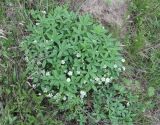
[0, 0, 160, 125]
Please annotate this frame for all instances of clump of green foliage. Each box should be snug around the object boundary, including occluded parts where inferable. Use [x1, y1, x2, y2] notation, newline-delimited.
[0, 38, 63, 125]
[125, 0, 160, 124]
[20, 6, 139, 124]
[2, 0, 158, 124]
[128, 0, 160, 98]
[0, 1, 63, 125]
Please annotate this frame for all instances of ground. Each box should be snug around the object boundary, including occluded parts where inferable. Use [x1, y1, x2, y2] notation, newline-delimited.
[0, 0, 160, 125]
[65, 0, 128, 37]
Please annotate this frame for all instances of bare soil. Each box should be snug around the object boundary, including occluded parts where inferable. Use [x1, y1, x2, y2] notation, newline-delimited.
[67, 0, 129, 37]
[81, 0, 128, 26]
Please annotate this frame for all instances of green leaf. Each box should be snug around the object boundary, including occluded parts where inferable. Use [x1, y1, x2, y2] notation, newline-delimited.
[148, 87, 155, 97]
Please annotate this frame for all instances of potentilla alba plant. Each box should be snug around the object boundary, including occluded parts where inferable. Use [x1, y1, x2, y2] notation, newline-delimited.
[20, 6, 127, 124]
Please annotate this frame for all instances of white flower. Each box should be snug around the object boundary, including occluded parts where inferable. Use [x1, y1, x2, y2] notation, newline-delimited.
[103, 65, 107, 68]
[63, 96, 67, 101]
[61, 60, 65, 65]
[95, 77, 100, 81]
[101, 77, 105, 82]
[80, 90, 86, 99]
[93, 40, 96, 43]
[45, 40, 49, 43]
[38, 93, 41, 96]
[66, 78, 71, 82]
[98, 82, 102, 85]
[53, 93, 61, 99]
[46, 93, 53, 98]
[64, 70, 67, 73]
[105, 78, 110, 84]
[127, 102, 130, 106]
[114, 64, 118, 68]
[68, 71, 73, 76]
[122, 66, 126, 71]
[36, 23, 40, 25]
[118, 68, 121, 71]
[9, 3, 13, 6]
[33, 40, 37, 43]
[76, 71, 81, 75]
[25, 57, 29, 62]
[46, 72, 50, 76]
[43, 88, 48, 93]
[41, 10, 46, 14]
[90, 79, 93, 82]
[41, 70, 45, 75]
[19, 22, 24, 26]
[37, 61, 41, 65]
[39, 54, 43, 57]
[127, 15, 130, 19]
[83, 80, 87, 84]
[32, 84, 36, 89]
[76, 53, 81, 58]
[121, 58, 125, 63]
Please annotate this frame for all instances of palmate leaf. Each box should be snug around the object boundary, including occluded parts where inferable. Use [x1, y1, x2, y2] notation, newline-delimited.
[148, 87, 155, 97]
[92, 25, 107, 35]
[20, 6, 128, 124]
[79, 14, 93, 26]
